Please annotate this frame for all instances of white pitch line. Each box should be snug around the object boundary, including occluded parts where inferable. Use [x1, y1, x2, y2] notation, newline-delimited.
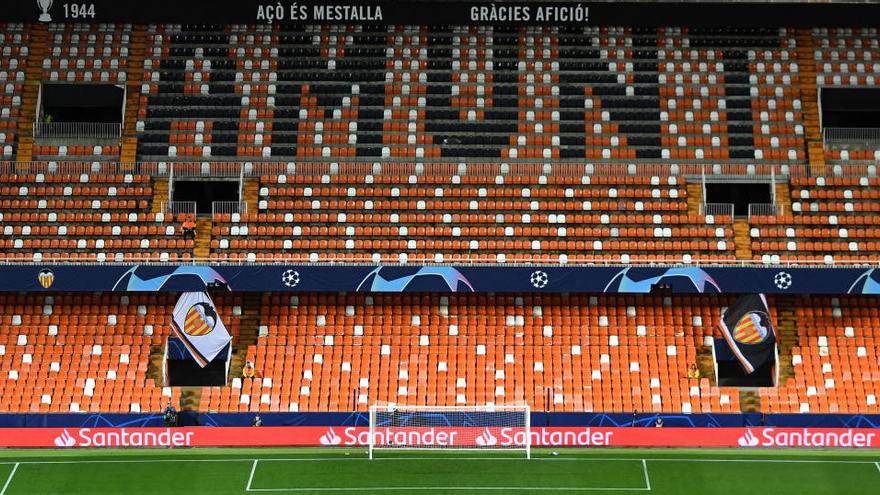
[641, 459, 652, 491]
[244, 487, 649, 492]
[246, 459, 259, 492]
[0, 456, 876, 465]
[875, 461, 880, 474]
[3, 458, 256, 465]
[0, 462, 19, 495]
[641, 458, 878, 464]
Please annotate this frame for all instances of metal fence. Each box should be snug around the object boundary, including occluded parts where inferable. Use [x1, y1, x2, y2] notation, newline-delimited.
[748, 203, 784, 220]
[823, 127, 880, 147]
[699, 203, 734, 218]
[160, 201, 196, 217]
[212, 201, 248, 217]
[33, 122, 122, 139]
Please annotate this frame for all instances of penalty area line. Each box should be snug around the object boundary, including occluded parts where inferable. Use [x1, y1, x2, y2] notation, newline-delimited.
[0, 463, 19, 495]
[245, 459, 259, 492]
[243, 487, 649, 492]
[642, 459, 652, 491]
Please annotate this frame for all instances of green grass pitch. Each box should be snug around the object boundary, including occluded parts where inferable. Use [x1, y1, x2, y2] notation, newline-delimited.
[0, 447, 878, 494]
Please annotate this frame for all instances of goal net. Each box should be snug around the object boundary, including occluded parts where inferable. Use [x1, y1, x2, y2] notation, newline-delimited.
[368, 404, 530, 459]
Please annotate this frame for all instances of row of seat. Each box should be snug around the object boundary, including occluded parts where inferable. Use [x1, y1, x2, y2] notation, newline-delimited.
[749, 175, 880, 262]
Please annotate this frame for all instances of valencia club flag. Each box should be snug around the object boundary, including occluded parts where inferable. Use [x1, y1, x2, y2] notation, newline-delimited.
[719, 294, 776, 374]
[170, 292, 231, 367]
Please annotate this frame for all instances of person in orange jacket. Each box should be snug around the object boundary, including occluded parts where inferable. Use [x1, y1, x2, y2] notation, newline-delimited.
[182, 215, 196, 241]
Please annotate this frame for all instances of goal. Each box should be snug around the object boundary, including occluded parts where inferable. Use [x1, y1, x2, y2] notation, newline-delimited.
[367, 404, 530, 459]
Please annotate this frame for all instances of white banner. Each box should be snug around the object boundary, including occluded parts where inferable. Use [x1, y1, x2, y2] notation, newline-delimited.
[170, 292, 231, 367]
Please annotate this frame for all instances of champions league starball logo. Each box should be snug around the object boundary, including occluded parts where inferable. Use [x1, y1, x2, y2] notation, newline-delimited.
[281, 269, 301, 287]
[529, 270, 549, 289]
[773, 271, 792, 290]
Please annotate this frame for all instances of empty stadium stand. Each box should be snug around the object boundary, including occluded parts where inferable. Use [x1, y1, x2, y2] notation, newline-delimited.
[3, 16, 880, 422]
[207, 293, 737, 413]
[0, 23, 27, 160]
[135, 25, 805, 164]
[749, 176, 880, 263]
[0, 293, 247, 413]
[211, 171, 735, 263]
[761, 296, 880, 414]
[4, 291, 876, 415]
[0, 171, 193, 262]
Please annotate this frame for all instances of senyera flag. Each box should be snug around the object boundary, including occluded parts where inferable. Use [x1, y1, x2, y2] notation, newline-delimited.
[719, 293, 776, 374]
[170, 292, 231, 367]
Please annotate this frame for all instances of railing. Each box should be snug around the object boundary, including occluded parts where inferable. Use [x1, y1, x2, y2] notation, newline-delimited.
[748, 203, 784, 220]
[1, 256, 880, 268]
[699, 203, 734, 218]
[160, 201, 196, 217]
[33, 122, 122, 139]
[212, 201, 248, 217]
[823, 127, 880, 147]
[0, 160, 825, 179]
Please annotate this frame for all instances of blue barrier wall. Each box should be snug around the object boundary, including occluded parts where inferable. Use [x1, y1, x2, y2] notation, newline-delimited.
[3, 412, 879, 428]
[10, 264, 880, 294]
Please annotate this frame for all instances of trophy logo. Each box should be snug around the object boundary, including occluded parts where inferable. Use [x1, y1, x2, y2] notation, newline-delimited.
[36, 0, 53, 22]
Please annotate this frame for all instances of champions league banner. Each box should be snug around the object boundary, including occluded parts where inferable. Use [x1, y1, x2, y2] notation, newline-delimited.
[5, 1, 880, 26]
[7, 264, 880, 294]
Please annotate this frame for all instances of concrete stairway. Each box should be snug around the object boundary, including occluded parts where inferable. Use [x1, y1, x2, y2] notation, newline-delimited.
[146, 344, 165, 387]
[686, 182, 703, 216]
[795, 29, 825, 176]
[739, 388, 762, 413]
[150, 178, 169, 214]
[15, 24, 49, 162]
[179, 387, 202, 411]
[773, 296, 799, 387]
[242, 178, 260, 215]
[733, 219, 753, 260]
[696, 346, 717, 386]
[775, 181, 792, 214]
[120, 25, 148, 164]
[228, 293, 263, 383]
[193, 218, 212, 259]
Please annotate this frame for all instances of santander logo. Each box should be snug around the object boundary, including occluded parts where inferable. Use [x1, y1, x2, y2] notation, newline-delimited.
[474, 428, 498, 447]
[737, 429, 759, 447]
[319, 427, 342, 446]
[54, 429, 77, 447]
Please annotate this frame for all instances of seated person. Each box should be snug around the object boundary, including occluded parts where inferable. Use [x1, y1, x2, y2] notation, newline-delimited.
[182, 215, 196, 240]
[242, 360, 256, 379]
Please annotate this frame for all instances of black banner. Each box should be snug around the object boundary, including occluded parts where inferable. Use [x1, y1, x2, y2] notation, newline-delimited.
[11, 1, 880, 27]
[719, 294, 776, 374]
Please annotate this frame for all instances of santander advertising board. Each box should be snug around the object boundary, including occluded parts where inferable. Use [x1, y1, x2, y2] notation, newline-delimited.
[0, 426, 877, 449]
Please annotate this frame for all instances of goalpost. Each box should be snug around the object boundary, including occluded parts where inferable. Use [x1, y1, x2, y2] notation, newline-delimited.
[368, 404, 530, 459]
